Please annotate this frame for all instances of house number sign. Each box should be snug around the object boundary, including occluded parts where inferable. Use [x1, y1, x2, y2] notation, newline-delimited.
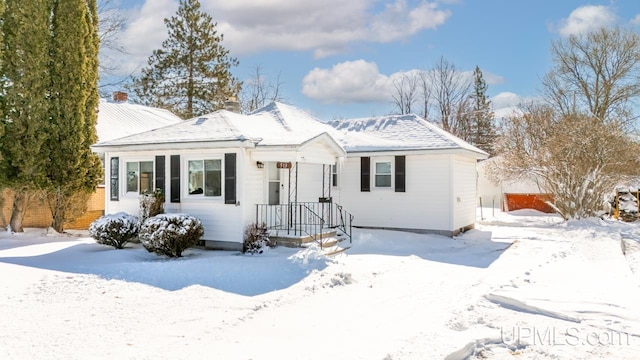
[276, 162, 292, 169]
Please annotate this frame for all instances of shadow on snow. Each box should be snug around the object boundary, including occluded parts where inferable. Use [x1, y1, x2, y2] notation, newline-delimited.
[0, 241, 327, 296]
[345, 228, 512, 268]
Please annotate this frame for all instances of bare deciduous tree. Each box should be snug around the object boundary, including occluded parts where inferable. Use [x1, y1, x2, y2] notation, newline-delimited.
[489, 104, 640, 219]
[97, 0, 126, 74]
[418, 70, 432, 120]
[391, 73, 418, 115]
[542, 27, 640, 127]
[239, 65, 284, 113]
[239, 65, 284, 114]
[429, 57, 472, 132]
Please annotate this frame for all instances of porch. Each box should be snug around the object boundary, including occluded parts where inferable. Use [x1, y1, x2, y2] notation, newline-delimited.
[255, 201, 354, 250]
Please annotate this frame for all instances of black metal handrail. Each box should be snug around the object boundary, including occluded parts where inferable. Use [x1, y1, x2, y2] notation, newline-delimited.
[255, 203, 326, 245]
[255, 201, 353, 245]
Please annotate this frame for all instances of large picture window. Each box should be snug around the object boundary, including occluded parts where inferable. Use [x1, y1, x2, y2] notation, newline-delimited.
[375, 161, 392, 187]
[126, 161, 153, 193]
[188, 159, 221, 196]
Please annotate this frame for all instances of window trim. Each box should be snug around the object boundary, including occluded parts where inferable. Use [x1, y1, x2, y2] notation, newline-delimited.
[184, 155, 224, 200]
[124, 159, 154, 196]
[332, 163, 338, 187]
[374, 157, 393, 189]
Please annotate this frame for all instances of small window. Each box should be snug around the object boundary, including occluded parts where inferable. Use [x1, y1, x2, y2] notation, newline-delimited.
[126, 161, 153, 193]
[332, 164, 338, 187]
[188, 159, 221, 196]
[375, 161, 392, 187]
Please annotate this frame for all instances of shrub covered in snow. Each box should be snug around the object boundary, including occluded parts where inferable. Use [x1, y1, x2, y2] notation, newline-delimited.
[89, 212, 140, 249]
[140, 213, 204, 257]
[243, 222, 272, 254]
[139, 189, 165, 223]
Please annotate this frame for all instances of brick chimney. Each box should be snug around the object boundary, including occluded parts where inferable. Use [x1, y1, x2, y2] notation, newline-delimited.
[224, 96, 241, 113]
[112, 91, 128, 103]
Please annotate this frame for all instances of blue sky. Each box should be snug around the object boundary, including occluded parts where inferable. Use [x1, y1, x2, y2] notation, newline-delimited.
[106, 0, 640, 120]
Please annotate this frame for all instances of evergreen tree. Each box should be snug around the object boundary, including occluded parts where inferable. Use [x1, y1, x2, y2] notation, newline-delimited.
[1, 0, 52, 232]
[469, 66, 496, 155]
[46, 0, 102, 232]
[131, 0, 240, 119]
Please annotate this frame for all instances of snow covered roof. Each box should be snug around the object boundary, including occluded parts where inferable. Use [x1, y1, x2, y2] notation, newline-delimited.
[93, 102, 342, 150]
[93, 102, 487, 159]
[328, 114, 488, 158]
[96, 99, 183, 142]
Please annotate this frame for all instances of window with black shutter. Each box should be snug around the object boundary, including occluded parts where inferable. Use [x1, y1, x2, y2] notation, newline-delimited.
[155, 155, 165, 195]
[224, 153, 237, 204]
[110, 157, 119, 201]
[170, 155, 180, 203]
[361, 157, 370, 192]
[395, 155, 406, 192]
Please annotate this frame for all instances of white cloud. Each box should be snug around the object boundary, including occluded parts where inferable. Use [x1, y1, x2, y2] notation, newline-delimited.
[302, 60, 504, 103]
[556, 5, 617, 37]
[491, 92, 523, 110]
[108, 0, 453, 77]
[302, 60, 394, 103]
[632, 14, 640, 26]
[370, 0, 451, 43]
[108, 0, 178, 74]
[122, 0, 452, 60]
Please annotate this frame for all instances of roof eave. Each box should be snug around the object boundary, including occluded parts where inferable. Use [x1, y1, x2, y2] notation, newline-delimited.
[91, 139, 255, 153]
[344, 147, 489, 159]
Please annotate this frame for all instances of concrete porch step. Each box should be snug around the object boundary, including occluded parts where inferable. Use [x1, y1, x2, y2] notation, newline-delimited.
[321, 245, 350, 256]
[269, 230, 337, 248]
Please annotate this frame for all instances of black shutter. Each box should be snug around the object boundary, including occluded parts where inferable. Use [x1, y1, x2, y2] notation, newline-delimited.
[110, 157, 119, 201]
[155, 155, 165, 195]
[170, 155, 180, 203]
[361, 157, 370, 192]
[395, 155, 406, 192]
[224, 153, 237, 204]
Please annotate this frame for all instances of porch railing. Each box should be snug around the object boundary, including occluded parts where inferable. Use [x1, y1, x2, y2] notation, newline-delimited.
[255, 202, 354, 245]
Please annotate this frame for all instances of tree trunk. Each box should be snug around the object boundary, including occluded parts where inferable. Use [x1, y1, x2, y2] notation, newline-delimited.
[9, 191, 29, 233]
[51, 209, 65, 233]
[48, 191, 66, 234]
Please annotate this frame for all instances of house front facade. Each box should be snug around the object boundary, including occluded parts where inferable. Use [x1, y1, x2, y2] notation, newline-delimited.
[93, 102, 488, 250]
[93, 103, 346, 250]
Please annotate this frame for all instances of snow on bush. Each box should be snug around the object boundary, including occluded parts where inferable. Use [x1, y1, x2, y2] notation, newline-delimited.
[242, 222, 272, 254]
[89, 212, 140, 249]
[139, 213, 204, 257]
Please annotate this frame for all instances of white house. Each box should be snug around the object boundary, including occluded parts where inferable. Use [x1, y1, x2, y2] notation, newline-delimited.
[92, 102, 487, 250]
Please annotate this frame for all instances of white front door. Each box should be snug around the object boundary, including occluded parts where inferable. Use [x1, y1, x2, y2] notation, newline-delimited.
[267, 162, 281, 205]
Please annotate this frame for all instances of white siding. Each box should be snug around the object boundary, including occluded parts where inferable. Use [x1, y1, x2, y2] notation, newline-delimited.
[242, 149, 266, 227]
[452, 155, 478, 230]
[337, 154, 451, 232]
[104, 149, 246, 244]
[295, 163, 329, 203]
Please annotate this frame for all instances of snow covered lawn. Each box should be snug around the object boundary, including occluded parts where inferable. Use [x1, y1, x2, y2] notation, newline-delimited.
[1, 210, 639, 359]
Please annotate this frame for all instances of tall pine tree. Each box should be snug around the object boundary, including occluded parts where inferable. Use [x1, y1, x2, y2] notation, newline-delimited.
[1, 0, 52, 232]
[46, 0, 102, 232]
[469, 66, 496, 156]
[131, 0, 240, 119]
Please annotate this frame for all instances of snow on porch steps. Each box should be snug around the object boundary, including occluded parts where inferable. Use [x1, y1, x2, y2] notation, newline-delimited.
[268, 229, 338, 248]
